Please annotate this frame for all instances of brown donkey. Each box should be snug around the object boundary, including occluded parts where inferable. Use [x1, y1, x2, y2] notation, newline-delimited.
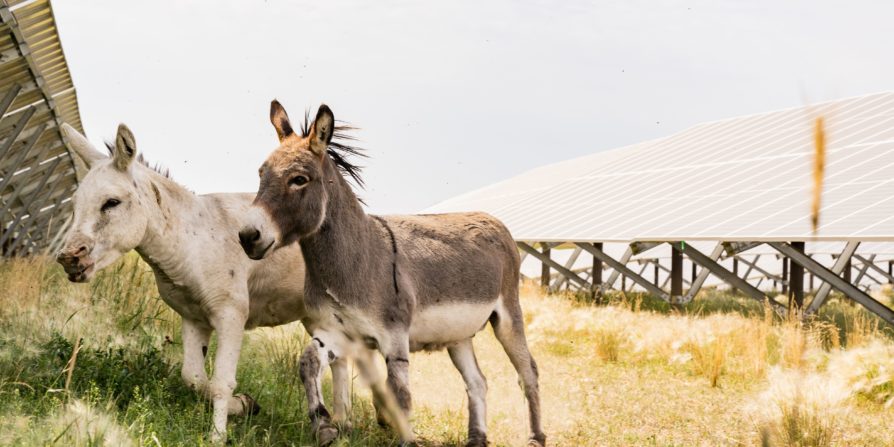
[238, 101, 545, 447]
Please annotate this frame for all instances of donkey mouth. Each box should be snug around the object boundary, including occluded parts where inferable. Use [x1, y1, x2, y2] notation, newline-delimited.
[248, 240, 275, 261]
[66, 264, 93, 283]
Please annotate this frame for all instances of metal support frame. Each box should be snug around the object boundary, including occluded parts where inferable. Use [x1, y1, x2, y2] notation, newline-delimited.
[540, 243, 551, 287]
[770, 242, 894, 324]
[671, 245, 683, 298]
[682, 243, 728, 303]
[0, 155, 62, 246]
[0, 121, 46, 195]
[605, 246, 634, 289]
[518, 242, 589, 288]
[671, 241, 786, 313]
[550, 246, 582, 291]
[807, 241, 860, 314]
[592, 242, 603, 298]
[577, 242, 669, 301]
[789, 241, 805, 308]
[9, 193, 65, 254]
[853, 254, 894, 284]
[0, 84, 21, 118]
[0, 106, 36, 163]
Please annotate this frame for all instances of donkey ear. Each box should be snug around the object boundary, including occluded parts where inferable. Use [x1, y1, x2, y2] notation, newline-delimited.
[60, 123, 106, 168]
[308, 104, 334, 156]
[270, 99, 294, 142]
[113, 123, 137, 172]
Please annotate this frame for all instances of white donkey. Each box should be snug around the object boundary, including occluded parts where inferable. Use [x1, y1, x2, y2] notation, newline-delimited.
[54, 123, 357, 443]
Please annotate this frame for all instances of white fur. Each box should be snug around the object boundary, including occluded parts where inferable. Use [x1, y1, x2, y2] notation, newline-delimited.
[56, 124, 349, 443]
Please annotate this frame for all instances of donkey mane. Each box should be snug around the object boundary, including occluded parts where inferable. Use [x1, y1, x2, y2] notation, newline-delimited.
[104, 141, 174, 179]
[295, 110, 366, 188]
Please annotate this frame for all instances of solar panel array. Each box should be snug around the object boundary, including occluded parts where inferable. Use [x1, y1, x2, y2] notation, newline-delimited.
[0, 0, 84, 255]
[425, 92, 894, 244]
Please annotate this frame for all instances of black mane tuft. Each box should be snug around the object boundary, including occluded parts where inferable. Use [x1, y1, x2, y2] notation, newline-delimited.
[296, 111, 366, 189]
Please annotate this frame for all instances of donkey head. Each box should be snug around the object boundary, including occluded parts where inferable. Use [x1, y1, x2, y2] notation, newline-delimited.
[239, 101, 335, 260]
[56, 124, 151, 282]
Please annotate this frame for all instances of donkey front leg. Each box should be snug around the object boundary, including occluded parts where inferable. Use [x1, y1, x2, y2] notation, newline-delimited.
[355, 348, 415, 445]
[299, 335, 340, 446]
[182, 319, 259, 418]
[330, 357, 352, 429]
[208, 306, 249, 444]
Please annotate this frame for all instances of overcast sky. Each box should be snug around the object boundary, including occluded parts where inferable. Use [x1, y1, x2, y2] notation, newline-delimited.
[52, 0, 894, 214]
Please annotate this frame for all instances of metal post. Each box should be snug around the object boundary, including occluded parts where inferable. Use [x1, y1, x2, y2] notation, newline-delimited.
[771, 242, 894, 325]
[541, 243, 551, 288]
[691, 261, 696, 284]
[889, 261, 893, 283]
[789, 241, 805, 309]
[671, 244, 683, 298]
[843, 257, 852, 283]
[732, 257, 739, 294]
[653, 261, 660, 287]
[592, 242, 603, 300]
[781, 257, 789, 294]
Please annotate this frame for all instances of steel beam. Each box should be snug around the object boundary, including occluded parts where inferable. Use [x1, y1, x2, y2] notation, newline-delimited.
[605, 246, 634, 289]
[550, 246, 582, 291]
[577, 242, 669, 301]
[682, 242, 725, 303]
[853, 255, 894, 284]
[671, 241, 786, 313]
[770, 242, 894, 325]
[671, 246, 683, 298]
[0, 155, 62, 246]
[0, 105, 35, 161]
[0, 84, 21, 118]
[0, 121, 45, 194]
[789, 242, 805, 308]
[46, 214, 72, 255]
[807, 241, 860, 314]
[592, 242, 603, 298]
[518, 242, 589, 289]
[540, 243, 551, 287]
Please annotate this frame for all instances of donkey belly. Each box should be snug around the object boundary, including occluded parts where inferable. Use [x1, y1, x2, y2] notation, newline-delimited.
[409, 300, 498, 352]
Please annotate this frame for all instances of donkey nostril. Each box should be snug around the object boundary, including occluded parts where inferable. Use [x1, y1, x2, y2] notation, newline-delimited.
[238, 228, 261, 248]
[77, 245, 88, 255]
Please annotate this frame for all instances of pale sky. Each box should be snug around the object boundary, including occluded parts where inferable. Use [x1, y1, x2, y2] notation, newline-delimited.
[52, 0, 894, 214]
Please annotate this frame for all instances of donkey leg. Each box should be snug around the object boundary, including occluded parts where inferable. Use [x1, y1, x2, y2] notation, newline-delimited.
[384, 340, 413, 416]
[182, 319, 259, 417]
[330, 357, 353, 429]
[492, 299, 546, 447]
[448, 339, 489, 447]
[299, 335, 339, 446]
[208, 306, 248, 444]
[181, 318, 211, 394]
[355, 349, 415, 444]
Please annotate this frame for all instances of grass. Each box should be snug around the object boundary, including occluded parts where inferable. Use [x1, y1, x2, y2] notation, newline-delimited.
[1, 255, 894, 446]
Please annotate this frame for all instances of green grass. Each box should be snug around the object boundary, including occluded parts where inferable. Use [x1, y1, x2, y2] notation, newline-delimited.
[1, 256, 894, 446]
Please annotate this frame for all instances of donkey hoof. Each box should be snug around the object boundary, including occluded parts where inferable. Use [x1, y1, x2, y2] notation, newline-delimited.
[237, 393, 261, 416]
[465, 436, 488, 447]
[315, 422, 339, 446]
[526, 437, 546, 447]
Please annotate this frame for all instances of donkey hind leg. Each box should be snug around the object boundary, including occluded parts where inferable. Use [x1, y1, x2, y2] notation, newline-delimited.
[448, 338, 489, 447]
[491, 297, 546, 447]
[330, 357, 353, 429]
[355, 348, 415, 445]
[181, 319, 259, 418]
[299, 336, 340, 446]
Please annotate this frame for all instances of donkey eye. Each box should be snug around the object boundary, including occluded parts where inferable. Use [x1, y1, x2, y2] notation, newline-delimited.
[289, 175, 309, 187]
[101, 198, 121, 212]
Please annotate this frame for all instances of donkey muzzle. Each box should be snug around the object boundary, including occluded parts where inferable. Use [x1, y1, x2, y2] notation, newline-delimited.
[56, 244, 95, 283]
[238, 226, 273, 260]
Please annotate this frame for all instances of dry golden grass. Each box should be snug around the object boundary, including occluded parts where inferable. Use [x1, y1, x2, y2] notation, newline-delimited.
[2, 257, 894, 446]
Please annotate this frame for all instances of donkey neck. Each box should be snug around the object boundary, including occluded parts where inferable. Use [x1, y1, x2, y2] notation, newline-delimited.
[133, 166, 205, 278]
[300, 162, 384, 292]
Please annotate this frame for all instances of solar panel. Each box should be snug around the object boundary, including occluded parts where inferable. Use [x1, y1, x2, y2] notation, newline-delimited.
[425, 91, 894, 244]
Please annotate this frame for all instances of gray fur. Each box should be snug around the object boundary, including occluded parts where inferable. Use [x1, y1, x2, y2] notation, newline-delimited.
[242, 102, 545, 446]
